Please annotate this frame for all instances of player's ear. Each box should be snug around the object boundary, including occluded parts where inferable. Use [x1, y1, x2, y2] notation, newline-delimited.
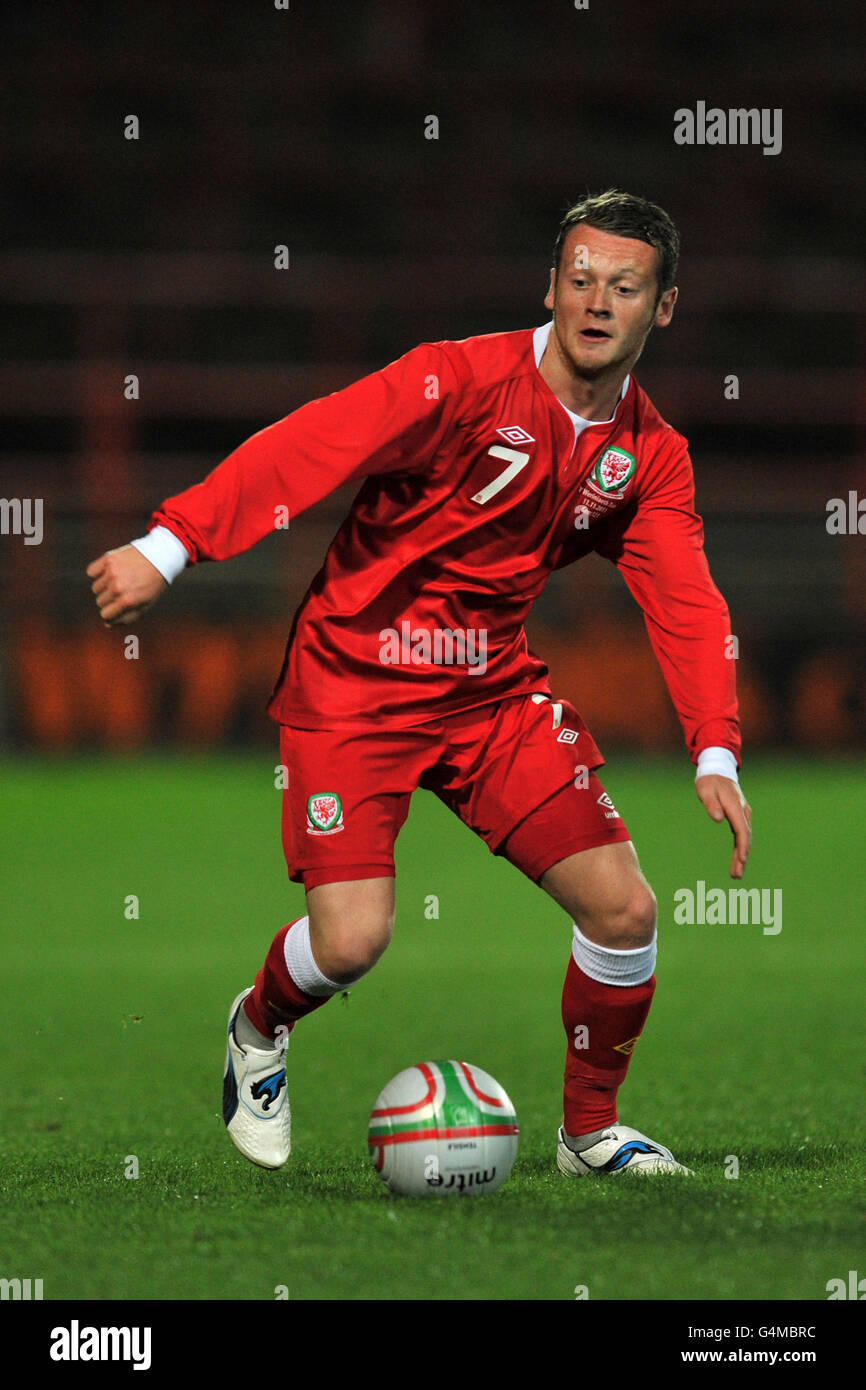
[544, 266, 556, 312]
[654, 285, 677, 328]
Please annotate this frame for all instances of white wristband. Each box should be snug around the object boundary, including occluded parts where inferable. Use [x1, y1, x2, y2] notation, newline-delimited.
[130, 526, 190, 584]
[696, 746, 739, 782]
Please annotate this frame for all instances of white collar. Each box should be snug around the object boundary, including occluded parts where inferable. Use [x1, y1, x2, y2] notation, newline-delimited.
[533, 320, 629, 434]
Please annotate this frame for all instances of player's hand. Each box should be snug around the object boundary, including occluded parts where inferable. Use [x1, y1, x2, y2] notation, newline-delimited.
[695, 774, 752, 879]
[86, 545, 167, 626]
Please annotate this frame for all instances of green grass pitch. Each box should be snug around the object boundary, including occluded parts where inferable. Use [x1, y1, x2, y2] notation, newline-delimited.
[0, 753, 863, 1301]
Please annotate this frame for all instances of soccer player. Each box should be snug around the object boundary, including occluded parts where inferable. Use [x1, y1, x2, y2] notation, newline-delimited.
[88, 189, 751, 1178]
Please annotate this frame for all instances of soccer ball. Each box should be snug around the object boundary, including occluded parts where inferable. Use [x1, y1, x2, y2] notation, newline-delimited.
[367, 1060, 519, 1196]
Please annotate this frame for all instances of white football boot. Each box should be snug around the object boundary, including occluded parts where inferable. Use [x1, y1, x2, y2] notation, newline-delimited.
[222, 988, 291, 1169]
[557, 1124, 692, 1177]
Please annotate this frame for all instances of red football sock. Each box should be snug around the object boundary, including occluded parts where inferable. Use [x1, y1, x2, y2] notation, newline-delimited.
[561, 953, 656, 1136]
[243, 920, 334, 1038]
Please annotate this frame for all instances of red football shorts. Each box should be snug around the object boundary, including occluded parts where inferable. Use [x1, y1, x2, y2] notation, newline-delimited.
[279, 694, 631, 890]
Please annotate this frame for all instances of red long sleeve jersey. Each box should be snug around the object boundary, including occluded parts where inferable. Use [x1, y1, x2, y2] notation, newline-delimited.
[152, 325, 741, 763]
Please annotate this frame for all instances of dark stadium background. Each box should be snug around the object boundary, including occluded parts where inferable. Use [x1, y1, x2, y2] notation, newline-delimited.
[1, 0, 863, 756]
[2, 0, 865, 1323]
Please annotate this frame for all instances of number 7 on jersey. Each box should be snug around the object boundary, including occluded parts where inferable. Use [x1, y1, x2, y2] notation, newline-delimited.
[470, 446, 531, 505]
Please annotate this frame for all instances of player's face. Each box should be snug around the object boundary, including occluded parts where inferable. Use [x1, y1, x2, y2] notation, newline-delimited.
[544, 224, 677, 378]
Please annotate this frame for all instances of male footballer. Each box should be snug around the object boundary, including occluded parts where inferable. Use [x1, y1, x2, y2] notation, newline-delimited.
[88, 190, 751, 1178]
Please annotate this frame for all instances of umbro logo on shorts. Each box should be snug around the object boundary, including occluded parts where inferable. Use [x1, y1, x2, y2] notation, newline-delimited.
[597, 791, 620, 820]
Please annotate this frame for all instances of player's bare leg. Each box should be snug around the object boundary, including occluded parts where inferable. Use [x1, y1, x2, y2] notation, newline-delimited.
[541, 840, 656, 949]
[306, 876, 395, 983]
[541, 840, 691, 1176]
[223, 876, 394, 1169]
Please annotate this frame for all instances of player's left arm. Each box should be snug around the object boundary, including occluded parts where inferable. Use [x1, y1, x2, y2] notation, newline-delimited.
[694, 769, 751, 879]
[594, 437, 752, 878]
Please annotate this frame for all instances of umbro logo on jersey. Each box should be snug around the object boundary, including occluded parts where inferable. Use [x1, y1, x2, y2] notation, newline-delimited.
[597, 791, 620, 820]
[496, 425, 535, 446]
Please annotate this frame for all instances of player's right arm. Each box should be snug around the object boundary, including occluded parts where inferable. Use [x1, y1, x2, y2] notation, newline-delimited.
[87, 545, 168, 626]
[87, 341, 463, 626]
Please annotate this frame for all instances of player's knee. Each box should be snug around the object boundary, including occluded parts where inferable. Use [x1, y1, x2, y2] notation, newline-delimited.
[584, 881, 657, 950]
[307, 876, 395, 985]
[636, 882, 658, 941]
[613, 882, 657, 948]
[310, 915, 394, 985]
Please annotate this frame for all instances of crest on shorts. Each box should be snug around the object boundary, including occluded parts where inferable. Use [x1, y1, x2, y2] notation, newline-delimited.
[306, 793, 344, 835]
[593, 446, 636, 494]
